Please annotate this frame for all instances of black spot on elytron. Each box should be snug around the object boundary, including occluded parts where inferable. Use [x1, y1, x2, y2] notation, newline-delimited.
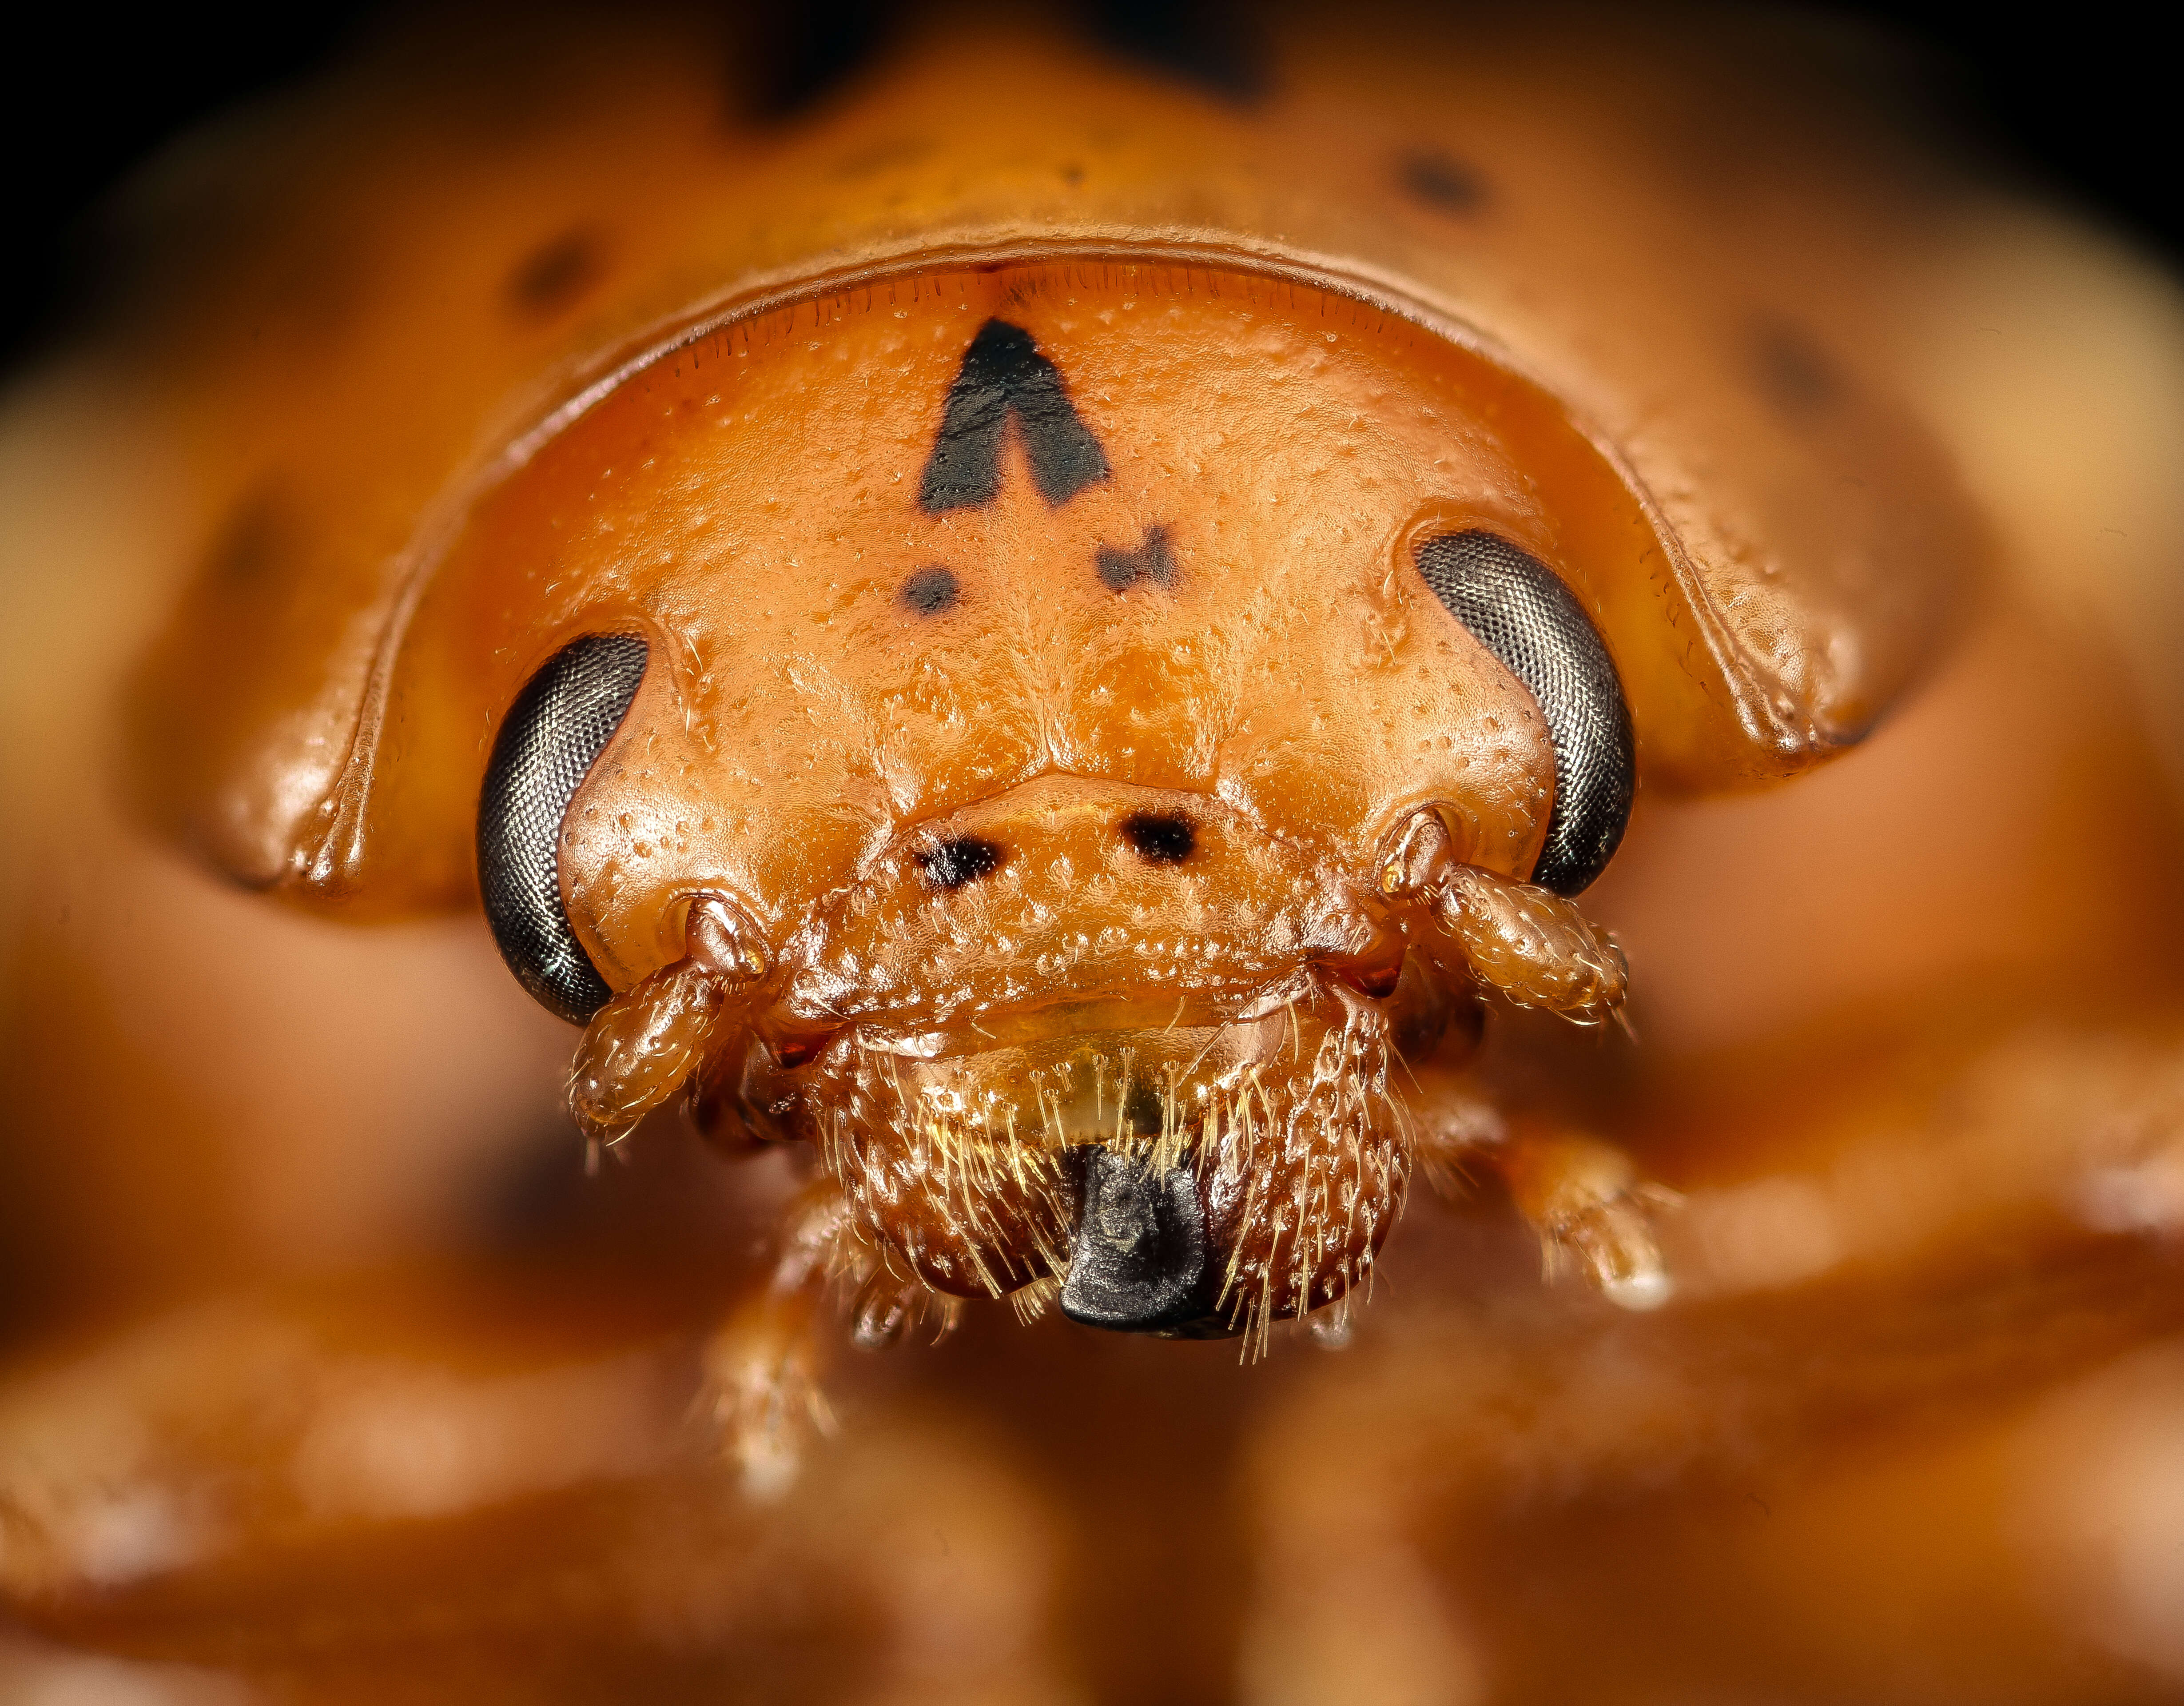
[1121, 1079, 1166, 1137]
[473, 1120, 595, 1249]
[1753, 319, 1843, 417]
[1120, 811, 1195, 864]
[921, 836, 1003, 891]
[900, 564, 961, 615]
[1096, 525, 1177, 593]
[1398, 149, 1488, 213]
[736, 2, 891, 123]
[205, 481, 285, 588]
[506, 227, 607, 319]
[920, 320, 1111, 513]
[1089, 0, 1267, 102]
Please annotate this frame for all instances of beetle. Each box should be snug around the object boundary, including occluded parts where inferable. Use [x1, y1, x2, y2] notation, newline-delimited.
[14, 4, 2184, 1698]
[93, 0, 2001, 1491]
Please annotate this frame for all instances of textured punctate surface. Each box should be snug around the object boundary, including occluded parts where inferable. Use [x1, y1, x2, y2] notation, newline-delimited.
[477, 634, 648, 1022]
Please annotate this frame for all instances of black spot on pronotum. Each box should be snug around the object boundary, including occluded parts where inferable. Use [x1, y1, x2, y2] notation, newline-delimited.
[920, 319, 1110, 513]
[1120, 811, 1194, 863]
[1095, 525, 1176, 592]
[900, 564, 961, 615]
[477, 634, 649, 1023]
[1397, 149, 1487, 213]
[1753, 319, 1843, 417]
[506, 227, 606, 319]
[1414, 532, 1635, 895]
[921, 836, 1003, 891]
[1088, 0, 1266, 102]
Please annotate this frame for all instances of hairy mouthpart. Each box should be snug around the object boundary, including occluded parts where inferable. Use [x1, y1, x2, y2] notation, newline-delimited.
[800, 997, 1413, 1355]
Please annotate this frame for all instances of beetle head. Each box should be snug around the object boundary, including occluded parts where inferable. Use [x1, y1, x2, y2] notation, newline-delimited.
[457, 260, 1648, 1339]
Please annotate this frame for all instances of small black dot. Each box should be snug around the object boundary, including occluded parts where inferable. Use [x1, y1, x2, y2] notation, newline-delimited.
[1120, 811, 1194, 864]
[900, 564, 961, 614]
[921, 836, 1002, 890]
[1753, 319, 1842, 417]
[205, 482, 285, 588]
[1096, 526, 1177, 593]
[507, 227, 607, 318]
[1397, 149, 1487, 213]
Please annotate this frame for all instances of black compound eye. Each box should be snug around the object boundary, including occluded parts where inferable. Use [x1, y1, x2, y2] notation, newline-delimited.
[477, 634, 649, 1022]
[1414, 532, 1635, 895]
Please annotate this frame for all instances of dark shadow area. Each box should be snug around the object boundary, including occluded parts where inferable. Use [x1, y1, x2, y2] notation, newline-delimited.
[1, 5, 2173, 357]
[1826, 0, 2178, 256]
[3, 9, 374, 367]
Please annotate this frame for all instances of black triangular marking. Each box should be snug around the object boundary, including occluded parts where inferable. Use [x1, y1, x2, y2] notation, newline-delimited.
[919, 319, 1111, 514]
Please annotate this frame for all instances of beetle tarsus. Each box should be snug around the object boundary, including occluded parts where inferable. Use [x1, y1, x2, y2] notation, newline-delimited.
[1495, 1130, 1678, 1311]
[701, 1180, 867, 1499]
[849, 1264, 962, 1351]
[704, 1307, 835, 1503]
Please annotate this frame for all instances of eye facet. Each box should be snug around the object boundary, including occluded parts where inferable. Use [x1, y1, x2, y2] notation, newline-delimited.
[477, 634, 650, 1021]
[1414, 531, 1635, 894]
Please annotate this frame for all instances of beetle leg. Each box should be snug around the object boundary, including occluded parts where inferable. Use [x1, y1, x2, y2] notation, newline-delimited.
[701, 1176, 868, 1500]
[1494, 1128, 1679, 1310]
[1380, 809, 1627, 1025]
[1401, 1064, 1509, 1196]
[849, 1262, 965, 1350]
[1403, 1071, 1674, 1310]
